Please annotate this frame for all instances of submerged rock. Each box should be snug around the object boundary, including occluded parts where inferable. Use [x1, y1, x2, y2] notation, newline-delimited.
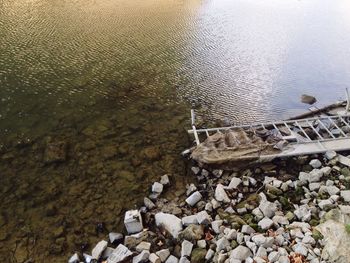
[301, 94, 317, 105]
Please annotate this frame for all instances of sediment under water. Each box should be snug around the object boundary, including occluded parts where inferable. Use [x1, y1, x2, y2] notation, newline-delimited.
[1, 0, 350, 261]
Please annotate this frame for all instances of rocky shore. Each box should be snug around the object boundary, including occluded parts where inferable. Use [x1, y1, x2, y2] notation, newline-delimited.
[69, 150, 350, 263]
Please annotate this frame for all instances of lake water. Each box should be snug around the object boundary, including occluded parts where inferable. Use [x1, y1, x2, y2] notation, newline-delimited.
[1, 0, 350, 261]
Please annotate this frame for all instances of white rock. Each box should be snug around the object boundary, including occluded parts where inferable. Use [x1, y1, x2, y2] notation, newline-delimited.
[302, 235, 316, 245]
[160, 174, 170, 185]
[205, 202, 213, 212]
[136, 242, 151, 252]
[225, 229, 237, 240]
[124, 210, 143, 234]
[252, 234, 266, 246]
[92, 240, 108, 259]
[321, 166, 332, 175]
[155, 213, 182, 238]
[230, 245, 252, 260]
[185, 191, 202, 206]
[325, 150, 337, 160]
[309, 159, 322, 169]
[341, 190, 350, 202]
[107, 244, 133, 263]
[196, 210, 212, 225]
[211, 199, 221, 209]
[241, 225, 255, 234]
[292, 243, 308, 256]
[165, 255, 178, 263]
[68, 253, 79, 263]
[338, 154, 350, 167]
[181, 240, 193, 257]
[299, 172, 309, 184]
[294, 204, 311, 221]
[318, 199, 333, 210]
[156, 249, 170, 262]
[258, 217, 274, 230]
[197, 240, 206, 248]
[256, 246, 267, 257]
[272, 179, 283, 188]
[149, 253, 161, 263]
[245, 241, 257, 255]
[191, 167, 200, 175]
[253, 257, 266, 263]
[152, 182, 164, 193]
[186, 184, 197, 196]
[309, 182, 321, 191]
[228, 177, 242, 189]
[339, 205, 350, 214]
[326, 185, 340, 195]
[252, 208, 264, 220]
[181, 215, 198, 226]
[272, 215, 289, 225]
[309, 169, 323, 182]
[259, 201, 276, 218]
[278, 256, 290, 263]
[133, 250, 150, 263]
[205, 249, 215, 261]
[268, 251, 279, 262]
[215, 184, 231, 203]
[216, 237, 230, 252]
[211, 220, 223, 234]
[179, 257, 190, 263]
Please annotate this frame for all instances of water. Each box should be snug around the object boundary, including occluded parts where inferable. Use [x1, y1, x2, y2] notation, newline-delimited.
[1, 0, 350, 260]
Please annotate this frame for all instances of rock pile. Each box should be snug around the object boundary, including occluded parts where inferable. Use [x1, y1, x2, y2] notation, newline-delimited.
[69, 151, 350, 263]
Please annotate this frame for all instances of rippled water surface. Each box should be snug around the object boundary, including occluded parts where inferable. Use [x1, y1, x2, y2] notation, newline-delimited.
[1, 0, 350, 261]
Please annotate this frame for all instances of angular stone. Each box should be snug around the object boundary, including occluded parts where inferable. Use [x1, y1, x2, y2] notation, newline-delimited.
[124, 210, 143, 234]
[326, 185, 340, 195]
[241, 225, 255, 234]
[228, 177, 242, 189]
[308, 169, 323, 183]
[341, 190, 350, 202]
[325, 151, 337, 160]
[185, 191, 202, 206]
[68, 253, 79, 263]
[155, 213, 182, 238]
[205, 249, 215, 261]
[160, 174, 170, 185]
[156, 249, 170, 262]
[165, 255, 179, 263]
[216, 237, 230, 252]
[181, 240, 193, 257]
[107, 244, 133, 263]
[309, 159, 322, 169]
[179, 257, 190, 263]
[133, 250, 150, 263]
[136, 242, 151, 252]
[197, 240, 206, 249]
[109, 232, 123, 244]
[256, 247, 267, 257]
[149, 253, 161, 263]
[230, 245, 253, 260]
[152, 182, 164, 193]
[268, 251, 279, 262]
[309, 182, 321, 191]
[215, 184, 230, 203]
[292, 243, 308, 256]
[211, 220, 223, 234]
[182, 215, 198, 226]
[258, 217, 274, 230]
[196, 210, 212, 225]
[144, 197, 156, 210]
[259, 201, 276, 218]
[92, 240, 108, 259]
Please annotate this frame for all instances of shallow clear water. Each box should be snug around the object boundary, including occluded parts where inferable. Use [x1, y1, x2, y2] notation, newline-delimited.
[1, 0, 350, 260]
